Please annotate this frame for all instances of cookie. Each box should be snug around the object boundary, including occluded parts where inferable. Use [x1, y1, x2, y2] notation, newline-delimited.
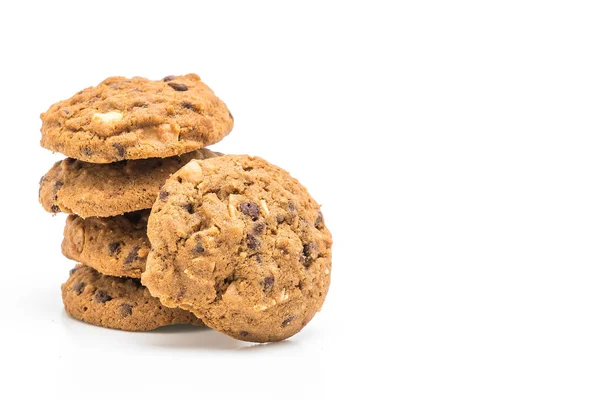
[141, 155, 332, 342]
[62, 265, 204, 331]
[62, 211, 150, 278]
[39, 148, 221, 218]
[40, 74, 233, 163]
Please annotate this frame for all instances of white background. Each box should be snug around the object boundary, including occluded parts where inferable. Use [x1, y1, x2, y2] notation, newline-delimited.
[1, 1, 599, 399]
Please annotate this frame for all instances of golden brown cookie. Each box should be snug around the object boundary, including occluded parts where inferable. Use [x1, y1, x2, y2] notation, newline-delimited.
[39, 148, 221, 218]
[142, 155, 332, 342]
[62, 265, 204, 331]
[40, 74, 233, 163]
[62, 211, 150, 279]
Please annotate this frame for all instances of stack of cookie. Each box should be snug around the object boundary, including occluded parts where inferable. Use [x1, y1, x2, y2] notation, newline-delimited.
[39, 74, 332, 342]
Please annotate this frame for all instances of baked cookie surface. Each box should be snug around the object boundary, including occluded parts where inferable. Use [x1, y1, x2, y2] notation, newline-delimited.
[62, 211, 150, 279]
[62, 265, 204, 331]
[41, 74, 233, 163]
[142, 155, 332, 342]
[39, 148, 220, 218]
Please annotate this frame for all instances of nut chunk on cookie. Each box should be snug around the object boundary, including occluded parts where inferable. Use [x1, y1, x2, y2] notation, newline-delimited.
[62, 265, 204, 331]
[142, 155, 333, 342]
[40, 74, 233, 163]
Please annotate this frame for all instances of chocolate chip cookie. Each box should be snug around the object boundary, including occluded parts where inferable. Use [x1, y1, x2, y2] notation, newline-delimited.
[41, 74, 233, 163]
[40, 148, 221, 218]
[62, 211, 150, 278]
[62, 265, 204, 331]
[142, 155, 332, 342]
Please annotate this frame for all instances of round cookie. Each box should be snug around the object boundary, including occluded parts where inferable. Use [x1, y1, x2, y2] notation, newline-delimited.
[142, 155, 332, 342]
[62, 211, 150, 279]
[40, 74, 233, 163]
[62, 265, 204, 331]
[39, 148, 221, 218]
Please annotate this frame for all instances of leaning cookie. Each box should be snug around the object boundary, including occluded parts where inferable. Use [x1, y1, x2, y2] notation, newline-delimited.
[62, 265, 204, 331]
[62, 211, 150, 279]
[40, 74, 233, 163]
[39, 148, 221, 218]
[142, 155, 333, 343]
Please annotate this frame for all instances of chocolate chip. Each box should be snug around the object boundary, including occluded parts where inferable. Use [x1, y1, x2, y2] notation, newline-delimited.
[168, 82, 188, 91]
[182, 101, 195, 110]
[281, 315, 295, 327]
[123, 246, 140, 265]
[288, 201, 296, 212]
[247, 233, 261, 250]
[69, 268, 78, 275]
[54, 181, 64, 190]
[113, 143, 126, 158]
[276, 215, 285, 224]
[159, 190, 169, 201]
[251, 253, 262, 264]
[228, 110, 234, 121]
[120, 304, 133, 317]
[163, 75, 176, 82]
[82, 146, 93, 157]
[263, 276, 274, 292]
[51, 205, 60, 213]
[253, 221, 266, 235]
[194, 241, 205, 254]
[304, 242, 317, 258]
[108, 242, 121, 256]
[72, 282, 85, 294]
[239, 331, 249, 337]
[315, 211, 324, 229]
[300, 242, 318, 267]
[63, 109, 70, 115]
[239, 202, 260, 220]
[94, 290, 112, 303]
[184, 203, 194, 213]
